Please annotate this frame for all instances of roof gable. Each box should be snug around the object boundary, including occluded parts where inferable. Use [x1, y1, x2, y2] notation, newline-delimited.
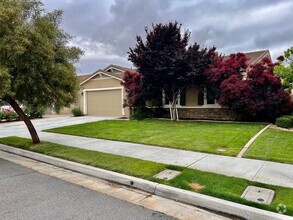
[223, 50, 271, 66]
[80, 70, 123, 85]
[104, 64, 136, 73]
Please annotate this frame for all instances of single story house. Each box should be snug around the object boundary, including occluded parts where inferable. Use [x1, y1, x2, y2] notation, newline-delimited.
[60, 50, 272, 120]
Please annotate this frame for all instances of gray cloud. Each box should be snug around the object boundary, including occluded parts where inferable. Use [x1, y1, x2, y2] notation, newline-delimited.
[42, 0, 293, 74]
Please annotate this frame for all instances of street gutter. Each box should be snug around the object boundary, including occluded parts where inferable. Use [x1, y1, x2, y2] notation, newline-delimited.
[0, 143, 291, 220]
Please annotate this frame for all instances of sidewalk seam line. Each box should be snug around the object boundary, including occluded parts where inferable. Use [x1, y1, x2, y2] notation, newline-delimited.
[251, 161, 266, 181]
[186, 154, 209, 168]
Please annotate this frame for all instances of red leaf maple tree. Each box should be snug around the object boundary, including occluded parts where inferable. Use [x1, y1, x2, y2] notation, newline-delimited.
[206, 54, 292, 121]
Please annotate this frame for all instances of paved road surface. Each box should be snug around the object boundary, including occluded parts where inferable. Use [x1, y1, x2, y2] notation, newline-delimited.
[0, 158, 174, 220]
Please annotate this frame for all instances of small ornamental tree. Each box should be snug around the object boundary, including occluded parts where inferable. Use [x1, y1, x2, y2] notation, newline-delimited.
[121, 71, 144, 114]
[128, 21, 215, 120]
[207, 54, 292, 121]
[274, 47, 293, 92]
[0, 0, 82, 144]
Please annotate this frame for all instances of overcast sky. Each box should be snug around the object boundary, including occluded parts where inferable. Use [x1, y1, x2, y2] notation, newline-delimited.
[42, 0, 293, 75]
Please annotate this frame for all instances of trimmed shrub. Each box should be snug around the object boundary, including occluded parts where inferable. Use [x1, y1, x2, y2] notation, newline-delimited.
[276, 116, 293, 128]
[24, 106, 45, 119]
[282, 115, 293, 124]
[72, 107, 84, 117]
[130, 108, 153, 120]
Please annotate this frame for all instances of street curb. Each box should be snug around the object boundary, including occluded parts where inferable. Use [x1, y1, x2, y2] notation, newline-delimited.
[0, 144, 291, 220]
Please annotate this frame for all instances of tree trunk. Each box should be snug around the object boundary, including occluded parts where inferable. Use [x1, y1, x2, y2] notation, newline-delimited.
[169, 102, 174, 120]
[3, 96, 40, 144]
[169, 101, 178, 121]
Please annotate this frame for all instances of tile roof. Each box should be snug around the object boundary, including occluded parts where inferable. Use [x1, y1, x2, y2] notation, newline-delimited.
[223, 50, 271, 65]
[78, 50, 271, 83]
[78, 74, 94, 82]
[104, 64, 137, 73]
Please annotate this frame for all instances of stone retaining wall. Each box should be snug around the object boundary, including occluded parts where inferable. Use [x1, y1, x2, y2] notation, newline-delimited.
[165, 108, 239, 121]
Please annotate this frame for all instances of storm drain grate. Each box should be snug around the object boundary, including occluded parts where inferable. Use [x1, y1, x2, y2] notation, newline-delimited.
[241, 186, 275, 205]
[154, 169, 181, 181]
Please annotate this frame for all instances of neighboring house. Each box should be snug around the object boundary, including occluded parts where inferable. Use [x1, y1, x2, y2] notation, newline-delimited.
[55, 50, 272, 119]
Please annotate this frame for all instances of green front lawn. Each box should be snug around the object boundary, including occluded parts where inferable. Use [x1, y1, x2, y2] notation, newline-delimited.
[0, 136, 293, 216]
[45, 120, 265, 156]
[244, 128, 293, 164]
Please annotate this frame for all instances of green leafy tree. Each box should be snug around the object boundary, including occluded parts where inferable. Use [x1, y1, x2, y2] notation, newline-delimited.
[274, 47, 293, 92]
[0, 0, 82, 144]
[0, 67, 10, 98]
[128, 22, 215, 120]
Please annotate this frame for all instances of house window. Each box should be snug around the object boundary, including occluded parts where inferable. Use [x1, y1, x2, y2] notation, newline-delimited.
[164, 95, 170, 105]
[179, 89, 186, 106]
[198, 92, 204, 106]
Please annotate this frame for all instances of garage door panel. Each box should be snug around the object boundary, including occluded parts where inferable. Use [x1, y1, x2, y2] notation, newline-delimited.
[87, 89, 122, 117]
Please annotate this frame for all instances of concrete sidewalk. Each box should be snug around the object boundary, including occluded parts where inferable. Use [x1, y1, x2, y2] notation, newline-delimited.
[1, 116, 293, 188]
[18, 131, 293, 188]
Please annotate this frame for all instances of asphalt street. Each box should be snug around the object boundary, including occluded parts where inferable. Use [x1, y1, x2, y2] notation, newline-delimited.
[0, 158, 174, 220]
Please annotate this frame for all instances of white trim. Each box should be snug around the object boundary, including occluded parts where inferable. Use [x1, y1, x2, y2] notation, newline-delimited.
[162, 103, 221, 109]
[82, 87, 125, 116]
[90, 77, 113, 81]
[164, 105, 221, 109]
[105, 66, 125, 73]
[250, 50, 270, 66]
[122, 87, 125, 115]
[83, 90, 87, 114]
[80, 71, 123, 86]
[83, 87, 123, 92]
[101, 72, 124, 82]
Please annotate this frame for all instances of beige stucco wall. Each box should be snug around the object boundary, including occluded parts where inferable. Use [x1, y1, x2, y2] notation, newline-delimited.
[81, 75, 122, 90]
[185, 87, 199, 106]
[79, 73, 129, 117]
[45, 103, 78, 116]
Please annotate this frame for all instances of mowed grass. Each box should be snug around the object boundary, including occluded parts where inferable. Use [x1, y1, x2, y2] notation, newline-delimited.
[45, 120, 265, 156]
[1, 136, 293, 216]
[244, 128, 293, 164]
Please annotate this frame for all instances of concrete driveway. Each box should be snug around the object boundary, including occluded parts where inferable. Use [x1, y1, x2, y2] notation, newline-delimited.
[0, 115, 113, 138]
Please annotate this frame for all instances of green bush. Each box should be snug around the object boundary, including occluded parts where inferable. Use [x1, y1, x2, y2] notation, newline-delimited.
[0, 110, 20, 121]
[130, 108, 153, 120]
[72, 107, 83, 117]
[282, 115, 293, 123]
[24, 106, 45, 119]
[276, 116, 293, 128]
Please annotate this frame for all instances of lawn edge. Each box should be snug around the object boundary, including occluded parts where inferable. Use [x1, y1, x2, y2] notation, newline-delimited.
[237, 124, 271, 158]
[0, 143, 290, 220]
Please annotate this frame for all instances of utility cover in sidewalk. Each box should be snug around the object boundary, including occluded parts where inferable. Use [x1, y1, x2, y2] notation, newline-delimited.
[154, 169, 181, 181]
[241, 186, 275, 205]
